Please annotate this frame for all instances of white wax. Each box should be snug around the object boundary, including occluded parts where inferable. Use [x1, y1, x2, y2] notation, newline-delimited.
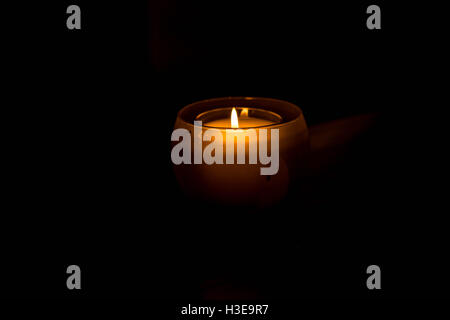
[205, 117, 275, 128]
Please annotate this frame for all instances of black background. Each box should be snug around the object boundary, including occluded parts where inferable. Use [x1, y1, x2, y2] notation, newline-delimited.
[2, 0, 448, 304]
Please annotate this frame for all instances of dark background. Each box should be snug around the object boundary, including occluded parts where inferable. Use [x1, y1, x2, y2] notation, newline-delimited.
[2, 0, 448, 303]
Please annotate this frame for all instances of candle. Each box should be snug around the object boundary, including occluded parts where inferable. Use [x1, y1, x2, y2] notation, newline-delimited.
[204, 108, 277, 128]
[172, 97, 310, 207]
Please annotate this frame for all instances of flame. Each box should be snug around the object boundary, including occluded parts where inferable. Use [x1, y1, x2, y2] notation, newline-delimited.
[231, 107, 239, 128]
[240, 108, 249, 117]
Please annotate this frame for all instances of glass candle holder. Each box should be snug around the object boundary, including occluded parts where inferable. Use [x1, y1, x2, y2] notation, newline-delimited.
[172, 97, 309, 207]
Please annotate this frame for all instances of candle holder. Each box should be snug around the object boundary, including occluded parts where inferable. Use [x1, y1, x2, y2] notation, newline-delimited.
[173, 97, 309, 208]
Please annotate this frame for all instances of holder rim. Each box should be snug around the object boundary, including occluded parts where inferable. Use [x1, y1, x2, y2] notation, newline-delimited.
[177, 97, 304, 130]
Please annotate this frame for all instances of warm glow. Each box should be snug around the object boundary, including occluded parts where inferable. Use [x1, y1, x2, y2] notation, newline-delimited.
[240, 108, 249, 117]
[231, 107, 239, 128]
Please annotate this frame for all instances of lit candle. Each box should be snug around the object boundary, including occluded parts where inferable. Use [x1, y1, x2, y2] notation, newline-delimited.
[204, 107, 278, 128]
[172, 97, 309, 207]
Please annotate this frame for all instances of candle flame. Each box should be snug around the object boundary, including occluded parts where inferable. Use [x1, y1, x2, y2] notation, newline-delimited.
[231, 107, 239, 128]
